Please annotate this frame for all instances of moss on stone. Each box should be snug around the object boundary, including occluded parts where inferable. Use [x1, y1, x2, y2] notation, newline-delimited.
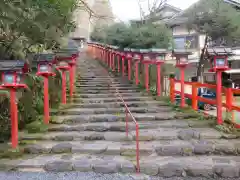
[25, 120, 48, 134]
[0, 147, 25, 159]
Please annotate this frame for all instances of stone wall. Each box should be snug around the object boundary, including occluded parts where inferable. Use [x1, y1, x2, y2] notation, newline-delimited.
[71, 0, 114, 40]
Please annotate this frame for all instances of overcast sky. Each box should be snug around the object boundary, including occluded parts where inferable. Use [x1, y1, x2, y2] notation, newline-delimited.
[109, 0, 199, 21]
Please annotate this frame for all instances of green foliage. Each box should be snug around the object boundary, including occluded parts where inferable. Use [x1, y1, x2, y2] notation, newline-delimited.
[186, 0, 240, 45]
[91, 22, 172, 49]
[25, 120, 48, 134]
[0, 0, 77, 59]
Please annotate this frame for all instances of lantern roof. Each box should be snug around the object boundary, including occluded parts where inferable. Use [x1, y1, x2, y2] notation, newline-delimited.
[131, 49, 140, 53]
[0, 60, 28, 72]
[124, 48, 131, 52]
[206, 47, 233, 56]
[172, 49, 192, 56]
[139, 49, 151, 53]
[151, 48, 168, 54]
[32, 53, 55, 63]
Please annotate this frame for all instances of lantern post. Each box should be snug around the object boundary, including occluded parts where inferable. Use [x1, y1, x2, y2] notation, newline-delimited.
[151, 49, 167, 96]
[0, 60, 29, 148]
[207, 47, 233, 125]
[117, 49, 121, 73]
[112, 46, 118, 72]
[140, 49, 151, 92]
[55, 48, 78, 102]
[33, 54, 56, 124]
[132, 49, 141, 85]
[173, 50, 192, 108]
[55, 52, 72, 104]
[120, 51, 126, 77]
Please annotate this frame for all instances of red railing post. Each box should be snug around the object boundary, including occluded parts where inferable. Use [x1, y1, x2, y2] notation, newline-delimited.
[192, 83, 198, 110]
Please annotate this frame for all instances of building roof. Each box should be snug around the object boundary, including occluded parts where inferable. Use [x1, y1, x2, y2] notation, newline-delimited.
[145, 3, 182, 22]
[224, 0, 240, 7]
[166, 0, 240, 26]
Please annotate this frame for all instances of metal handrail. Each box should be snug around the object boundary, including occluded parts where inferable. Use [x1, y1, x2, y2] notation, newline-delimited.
[99, 54, 140, 173]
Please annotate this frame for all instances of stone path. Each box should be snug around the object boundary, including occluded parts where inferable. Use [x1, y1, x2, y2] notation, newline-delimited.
[2, 56, 240, 178]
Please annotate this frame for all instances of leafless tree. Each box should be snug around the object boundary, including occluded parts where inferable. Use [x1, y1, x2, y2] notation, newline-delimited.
[137, 0, 168, 22]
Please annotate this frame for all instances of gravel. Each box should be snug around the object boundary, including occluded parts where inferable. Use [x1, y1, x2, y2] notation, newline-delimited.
[0, 172, 238, 180]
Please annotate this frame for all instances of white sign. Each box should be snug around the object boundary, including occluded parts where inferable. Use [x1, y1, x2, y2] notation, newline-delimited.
[4, 74, 14, 84]
[39, 65, 49, 72]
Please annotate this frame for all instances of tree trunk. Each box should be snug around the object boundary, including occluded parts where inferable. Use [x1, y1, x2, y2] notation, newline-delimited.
[197, 36, 208, 81]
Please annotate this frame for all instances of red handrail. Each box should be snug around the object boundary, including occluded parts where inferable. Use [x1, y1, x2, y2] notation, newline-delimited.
[101, 61, 140, 173]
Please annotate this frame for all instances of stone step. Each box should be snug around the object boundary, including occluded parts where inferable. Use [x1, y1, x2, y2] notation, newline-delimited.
[20, 126, 232, 142]
[53, 113, 176, 124]
[63, 101, 169, 109]
[75, 97, 152, 103]
[76, 84, 134, 88]
[48, 120, 218, 132]
[22, 139, 240, 157]
[56, 106, 172, 115]
[77, 81, 129, 84]
[79, 78, 120, 81]
[6, 153, 240, 177]
[75, 93, 143, 98]
[77, 89, 139, 93]
[78, 87, 139, 90]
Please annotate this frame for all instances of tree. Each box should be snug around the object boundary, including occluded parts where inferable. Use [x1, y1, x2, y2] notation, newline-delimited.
[0, 0, 77, 59]
[90, 22, 172, 50]
[186, 0, 240, 79]
[137, 0, 168, 23]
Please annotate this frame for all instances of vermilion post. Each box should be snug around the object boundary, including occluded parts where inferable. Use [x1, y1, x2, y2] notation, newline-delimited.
[145, 64, 149, 92]
[62, 71, 67, 104]
[118, 55, 120, 73]
[180, 68, 185, 107]
[122, 57, 125, 76]
[216, 71, 223, 124]
[135, 61, 139, 85]
[69, 65, 74, 100]
[43, 76, 50, 124]
[10, 88, 18, 148]
[170, 77, 175, 103]
[112, 53, 115, 71]
[156, 64, 161, 96]
[192, 83, 198, 110]
[110, 51, 112, 70]
[128, 58, 131, 81]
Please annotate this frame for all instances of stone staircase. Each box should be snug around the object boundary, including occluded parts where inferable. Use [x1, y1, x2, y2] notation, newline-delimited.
[3, 56, 240, 178]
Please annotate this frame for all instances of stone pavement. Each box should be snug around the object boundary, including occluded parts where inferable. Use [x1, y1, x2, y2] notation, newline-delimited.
[2, 56, 240, 178]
